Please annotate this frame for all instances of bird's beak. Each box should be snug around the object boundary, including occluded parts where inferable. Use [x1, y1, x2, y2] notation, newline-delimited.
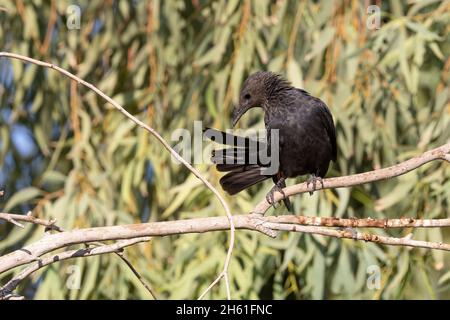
[232, 104, 250, 127]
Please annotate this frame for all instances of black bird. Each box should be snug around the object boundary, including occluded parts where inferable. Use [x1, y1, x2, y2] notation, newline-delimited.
[205, 71, 337, 211]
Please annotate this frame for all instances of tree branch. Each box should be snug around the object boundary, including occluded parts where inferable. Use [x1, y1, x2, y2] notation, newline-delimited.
[253, 142, 450, 214]
[0, 237, 152, 299]
[263, 215, 450, 228]
[0, 212, 64, 232]
[0, 52, 235, 299]
[115, 251, 158, 300]
[1, 213, 449, 278]
[0, 52, 449, 300]
[0, 211, 156, 299]
[263, 222, 450, 251]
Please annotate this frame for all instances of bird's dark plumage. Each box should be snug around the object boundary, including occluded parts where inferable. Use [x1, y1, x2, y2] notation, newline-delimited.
[205, 71, 337, 211]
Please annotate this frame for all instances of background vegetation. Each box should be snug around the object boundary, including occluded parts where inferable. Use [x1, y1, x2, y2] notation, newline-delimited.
[0, 0, 449, 299]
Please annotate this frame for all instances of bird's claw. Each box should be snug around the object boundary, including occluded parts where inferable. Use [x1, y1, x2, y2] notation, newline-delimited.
[266, 184, 287, 209]
[266, 189, 277, 209]
[306, 174, 324, 195]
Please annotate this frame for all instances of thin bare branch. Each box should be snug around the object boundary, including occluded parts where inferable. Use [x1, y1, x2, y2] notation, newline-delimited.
[198, 272, 226, 300]
[0, 52, 235, 299]
[444, 153, 450, 162]
[0, 237, 152, 299]
[253, 142, 450, 214]
[1, 52, 449, 300]
[116, 252, 158, 300]
[0, 215, 24, 228]
[263, 215, 450, 228]
[0, 212, 64, 232]
[0, 211, 155, 298]
[1, 293, 24, 300]
[264, 222, 450, 251]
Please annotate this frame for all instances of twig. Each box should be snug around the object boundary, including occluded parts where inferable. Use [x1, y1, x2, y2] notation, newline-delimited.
[0, 52, 235, 299]
[116, 251, 158, 300]
[264, 222, 450, 251]
[0, 211, 154, 298]
[0, 237, 152, 299]
[80, 240, 157, 300]
[198, 271, 226, 300]
[444, 153, 450, 162]
[263, 215, 450, 228]
[253, 142, 450, 214]
[1, 293, 25, 300]
[0, 53, 449, 299]
[0, 212, 64, 232]
[0, 215, 24, 228]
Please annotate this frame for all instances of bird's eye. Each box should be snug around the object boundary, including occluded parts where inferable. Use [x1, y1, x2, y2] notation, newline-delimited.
[244, 93, 251, 100]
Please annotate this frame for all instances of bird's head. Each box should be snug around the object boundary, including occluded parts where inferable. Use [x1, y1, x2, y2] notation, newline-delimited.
[232, 71, 290, 127]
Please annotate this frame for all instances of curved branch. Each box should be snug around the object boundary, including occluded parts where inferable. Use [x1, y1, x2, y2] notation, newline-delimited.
[253, 142, 450, 214]
[115, 251, 158, 300]
[1, 52, 449, 300]
[0, 212, 155, 299]
[0, 52, 234, 299]
[0, 237, 152, 299]
[0, 212, 64, 232]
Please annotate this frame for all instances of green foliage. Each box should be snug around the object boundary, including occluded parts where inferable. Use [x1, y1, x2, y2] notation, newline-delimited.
[0, 0, 449, 299]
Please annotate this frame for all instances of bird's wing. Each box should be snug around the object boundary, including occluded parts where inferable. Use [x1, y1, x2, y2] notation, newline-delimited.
[265, 116, 286, 147]
[311, 98, 337, 162]
[291, 89, 337, 162]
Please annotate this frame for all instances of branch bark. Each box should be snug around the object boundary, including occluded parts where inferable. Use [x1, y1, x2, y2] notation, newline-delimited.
[1, 213, 449, 277]
[0, 237, 152, 299]
[0, 52, 449, 300]
[253, 142, 450, 214]
[263, 215, 450, 228]
[0, 52, 235, 299]
[0, 212, 64, 232]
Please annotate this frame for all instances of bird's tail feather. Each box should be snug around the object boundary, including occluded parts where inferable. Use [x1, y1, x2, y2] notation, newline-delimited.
[220, 165, 270, 195]
[204, 127, 271, 195]
[212, 147, 268, 170]
[203, 127, 265, 148]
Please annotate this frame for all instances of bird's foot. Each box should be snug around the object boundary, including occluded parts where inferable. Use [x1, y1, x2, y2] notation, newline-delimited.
[306, 174, 324, 195]
[265, 183, 288, 209]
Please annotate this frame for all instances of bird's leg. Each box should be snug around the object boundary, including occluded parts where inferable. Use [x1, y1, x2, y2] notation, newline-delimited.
[266, 177, 289, 209]
[306, 174, 324, 196]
